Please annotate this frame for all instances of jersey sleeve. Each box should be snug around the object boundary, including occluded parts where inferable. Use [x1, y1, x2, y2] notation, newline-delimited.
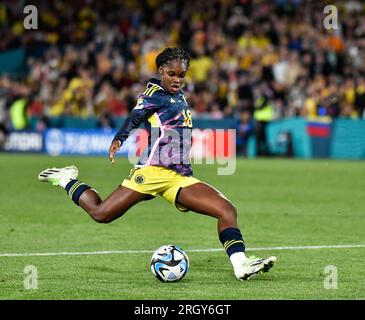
[112, 91, 165, 145]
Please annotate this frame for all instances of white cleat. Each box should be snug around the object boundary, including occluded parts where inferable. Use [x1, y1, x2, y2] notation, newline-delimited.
[235, 255, 277, 280]
[38, 166, 78, 186]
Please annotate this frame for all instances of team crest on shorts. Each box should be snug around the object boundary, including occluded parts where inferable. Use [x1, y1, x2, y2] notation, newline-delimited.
[134, 174, 145, 184]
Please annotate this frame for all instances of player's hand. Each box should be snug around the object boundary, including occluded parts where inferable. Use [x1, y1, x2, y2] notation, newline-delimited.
[109, 140, 121, 164]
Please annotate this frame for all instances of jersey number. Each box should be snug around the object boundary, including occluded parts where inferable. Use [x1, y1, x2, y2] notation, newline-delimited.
[182, 110, 193, 128]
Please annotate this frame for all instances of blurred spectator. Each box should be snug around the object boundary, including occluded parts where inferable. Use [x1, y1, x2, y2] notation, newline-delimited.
[188, 47, 213, 84]
[236, 110, 254, 156]
[253, 84, 274, 156]
[0, 122, 8, 150]
[34, 113, 49, 132]
[97, 112, 115, 130]
[0, 0, 364, 134]
[209, 103, 224, 120]
[9, 97, 28, 130]
[355, 77, 365, 118]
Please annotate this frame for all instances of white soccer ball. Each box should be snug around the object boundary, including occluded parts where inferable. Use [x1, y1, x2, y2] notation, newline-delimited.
[150, 245, 189, 282]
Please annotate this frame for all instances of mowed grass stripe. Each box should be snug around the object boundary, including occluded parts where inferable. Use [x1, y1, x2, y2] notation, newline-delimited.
[1, 243, 364, 257]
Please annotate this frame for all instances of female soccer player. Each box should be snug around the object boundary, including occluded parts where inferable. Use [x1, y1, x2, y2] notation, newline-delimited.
[38, 47, 276, 280]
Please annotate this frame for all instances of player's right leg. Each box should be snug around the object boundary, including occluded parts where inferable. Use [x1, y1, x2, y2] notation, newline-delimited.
[176, 182, 277, 280]
[38, 166, 149, 223]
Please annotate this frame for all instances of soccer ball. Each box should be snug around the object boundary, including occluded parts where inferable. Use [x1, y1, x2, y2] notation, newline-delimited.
[150, 245, 189, 282]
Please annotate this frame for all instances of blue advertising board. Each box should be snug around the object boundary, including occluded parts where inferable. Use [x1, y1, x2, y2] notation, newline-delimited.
[43, 128, 136, 156]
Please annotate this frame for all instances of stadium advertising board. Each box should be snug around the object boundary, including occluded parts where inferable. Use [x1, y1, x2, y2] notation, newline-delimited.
[4, 131, 43, 152]
[44, 129, 135, 156]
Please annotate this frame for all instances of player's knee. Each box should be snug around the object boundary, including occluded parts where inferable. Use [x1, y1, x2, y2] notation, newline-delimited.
[229, 203, 238, 220]
[93, 214, 112, 224]
[221, 202, 237, 221]
[95, 215, 113, 224]
[90, 208, 113, 224]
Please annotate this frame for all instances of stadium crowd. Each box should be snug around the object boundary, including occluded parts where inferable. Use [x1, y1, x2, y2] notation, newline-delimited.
[0, 0, 365, 142]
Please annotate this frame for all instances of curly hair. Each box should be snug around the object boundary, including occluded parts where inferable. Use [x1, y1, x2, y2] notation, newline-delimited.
[155, 47, 190, 69]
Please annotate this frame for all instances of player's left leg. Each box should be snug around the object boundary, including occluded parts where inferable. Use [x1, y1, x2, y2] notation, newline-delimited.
[176, 182, 276, 280]
[38, 165, 149, 223]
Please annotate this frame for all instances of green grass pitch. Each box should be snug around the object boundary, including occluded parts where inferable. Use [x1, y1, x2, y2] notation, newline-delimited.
[0, 153, 364, 299]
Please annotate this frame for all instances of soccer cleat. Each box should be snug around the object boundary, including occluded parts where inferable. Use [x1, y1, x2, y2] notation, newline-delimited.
[38, 166, 78, 186]
[235, 255, 277, 280]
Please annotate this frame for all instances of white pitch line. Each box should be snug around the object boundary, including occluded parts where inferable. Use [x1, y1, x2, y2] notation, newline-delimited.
[0, 244, 364, 258]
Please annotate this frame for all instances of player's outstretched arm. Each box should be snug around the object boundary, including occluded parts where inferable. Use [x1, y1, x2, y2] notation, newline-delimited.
[109, 140, 121, 164]
[109, 90, 164, 163]
[109, 108, 148, 164]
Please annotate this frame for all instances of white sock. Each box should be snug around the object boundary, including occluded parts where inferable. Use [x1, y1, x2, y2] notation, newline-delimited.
[230, 252, 248, 272]
[59, 176, 74, 188]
